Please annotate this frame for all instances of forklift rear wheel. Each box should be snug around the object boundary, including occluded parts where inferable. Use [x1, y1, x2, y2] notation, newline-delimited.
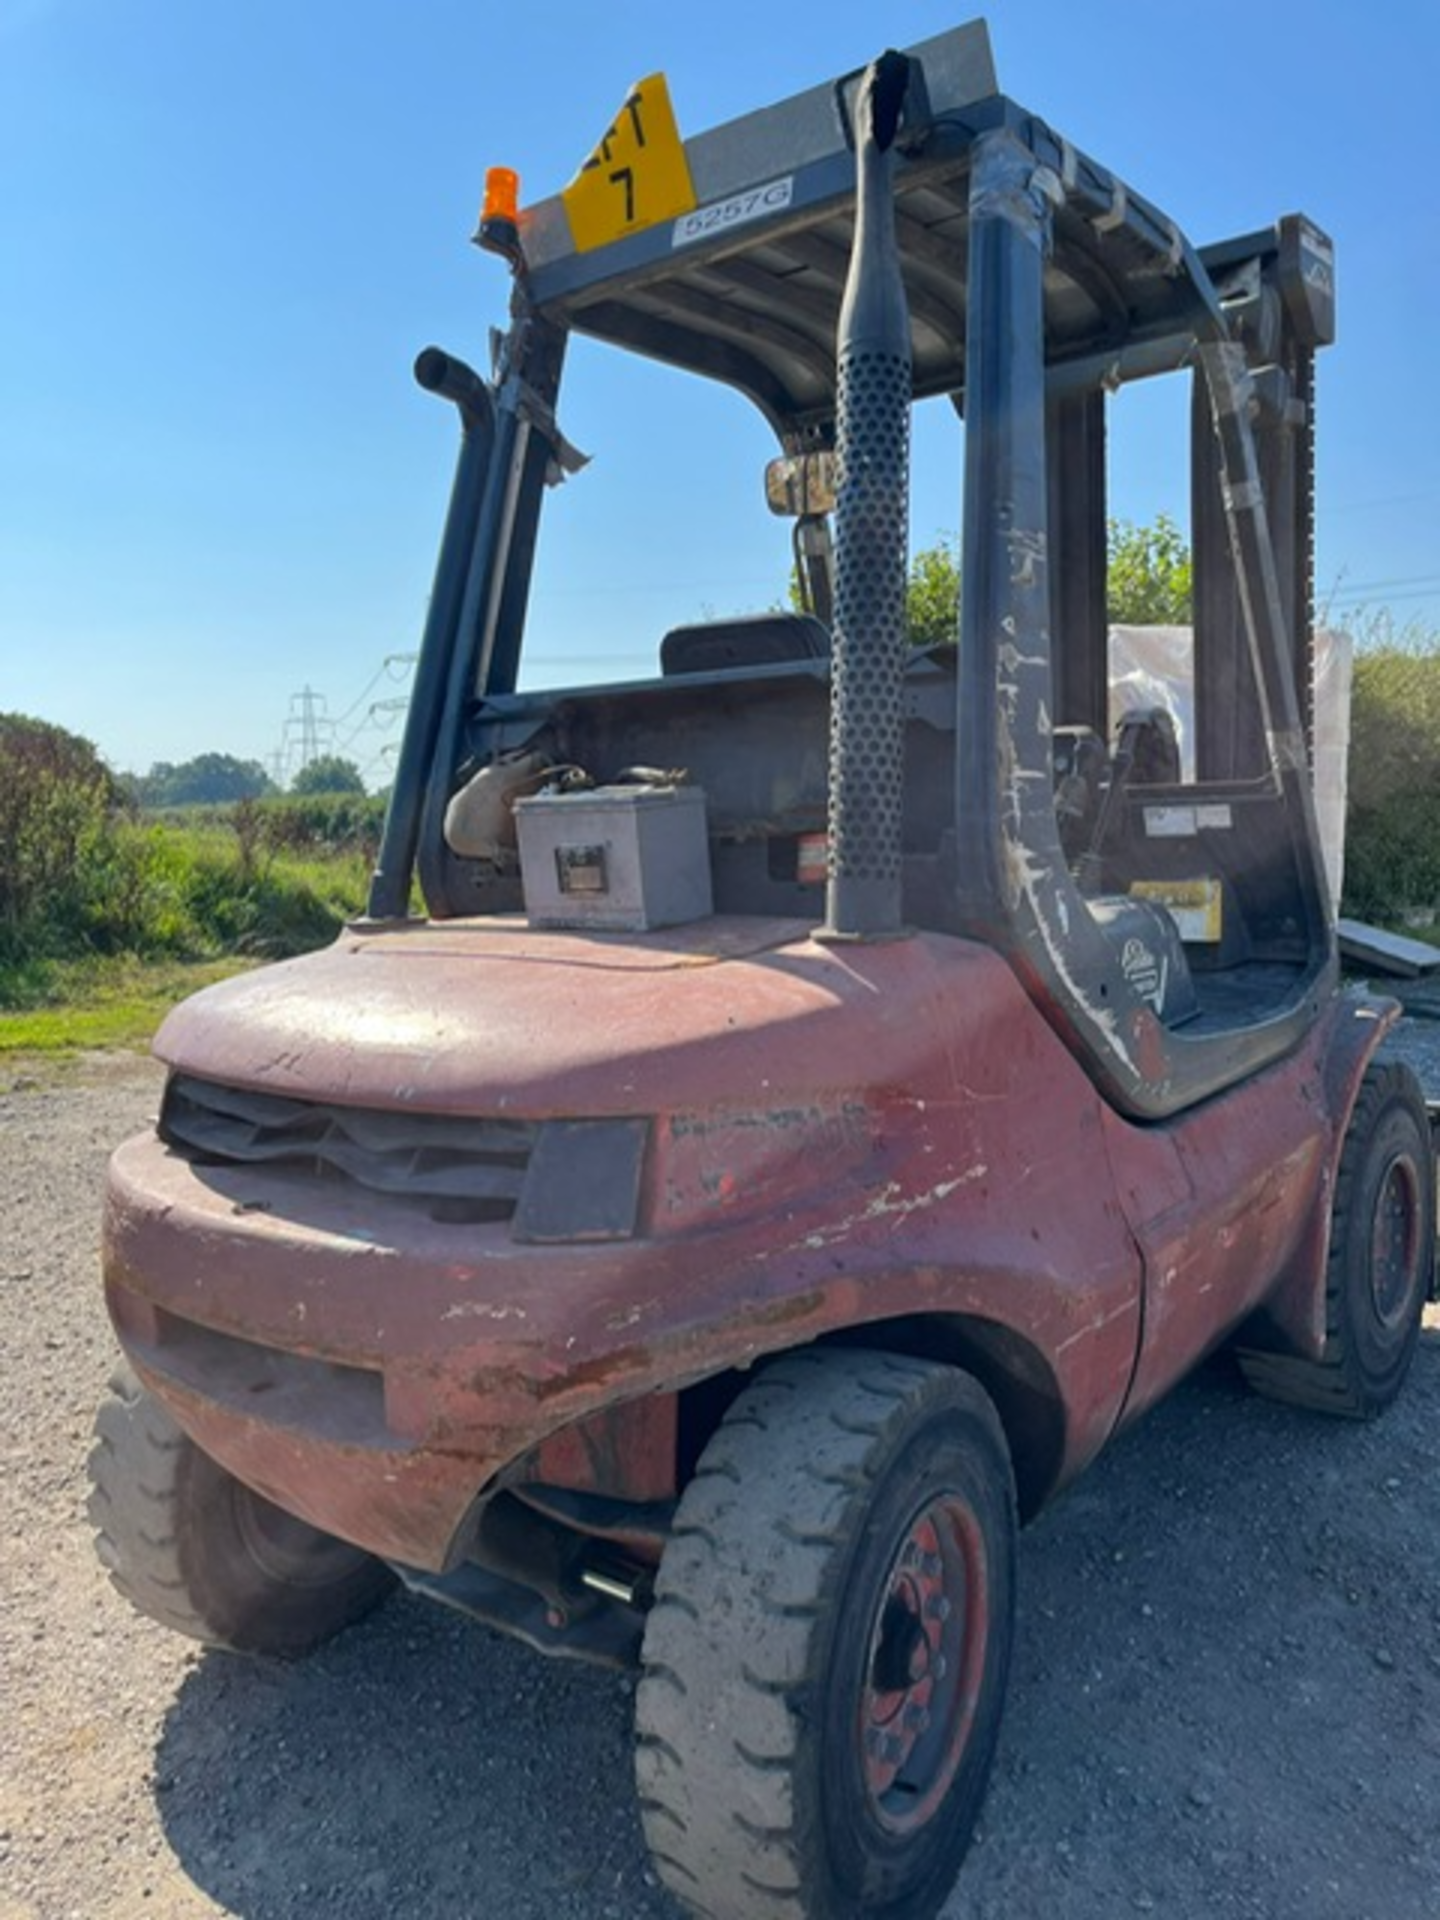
[635, 1348, 1016, 1920]
[88, 1364, 395, 1655]
[1239, 1059, 1435, 1418]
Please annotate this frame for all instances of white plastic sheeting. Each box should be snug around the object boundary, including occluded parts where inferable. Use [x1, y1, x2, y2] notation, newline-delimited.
[1107, 625, 1351, 913]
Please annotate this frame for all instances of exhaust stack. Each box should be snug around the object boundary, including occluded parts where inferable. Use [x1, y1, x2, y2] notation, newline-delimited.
[823, 51, 914, 941]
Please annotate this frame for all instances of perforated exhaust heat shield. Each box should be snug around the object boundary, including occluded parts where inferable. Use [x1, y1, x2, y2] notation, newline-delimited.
[823, 50, 913, 942]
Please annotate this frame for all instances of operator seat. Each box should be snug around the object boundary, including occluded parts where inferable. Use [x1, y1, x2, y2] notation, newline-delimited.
[661, 612, 830, 675]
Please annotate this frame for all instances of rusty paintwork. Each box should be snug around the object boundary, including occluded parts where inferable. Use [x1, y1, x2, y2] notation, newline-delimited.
[527, 1395, 679, 1507]
[100, 917, 1384, 1575]
[1104, 993, 1393, 1419]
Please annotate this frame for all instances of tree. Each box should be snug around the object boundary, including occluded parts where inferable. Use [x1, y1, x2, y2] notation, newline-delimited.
[138, 753, 275, 807]
[904, 535, 962, 648]
[291, 755, 366, 797]
[1106, 514, 1193, 625]
[795, 516, 1194, 642]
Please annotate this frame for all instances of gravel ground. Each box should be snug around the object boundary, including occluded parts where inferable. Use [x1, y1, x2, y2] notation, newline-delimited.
[2, 1044, 1439, 1920]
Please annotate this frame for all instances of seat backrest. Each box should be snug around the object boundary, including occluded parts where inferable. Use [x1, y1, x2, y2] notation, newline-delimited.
[660, 613, 830, 676]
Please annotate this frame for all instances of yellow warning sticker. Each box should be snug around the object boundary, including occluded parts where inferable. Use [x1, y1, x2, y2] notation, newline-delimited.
[1130, 878, 1224, 943]
[560, 73, 697, 254]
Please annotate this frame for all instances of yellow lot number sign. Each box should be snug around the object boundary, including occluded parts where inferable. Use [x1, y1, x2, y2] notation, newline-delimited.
[561, 73, 697, 253]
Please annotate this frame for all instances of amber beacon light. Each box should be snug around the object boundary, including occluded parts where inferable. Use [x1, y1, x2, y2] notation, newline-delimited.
[477, 166, 522, 263]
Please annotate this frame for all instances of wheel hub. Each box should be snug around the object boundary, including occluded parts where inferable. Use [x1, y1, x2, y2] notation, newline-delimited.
[860, 1496, 986, 1832]
[1370, 1155, 1421, 1328]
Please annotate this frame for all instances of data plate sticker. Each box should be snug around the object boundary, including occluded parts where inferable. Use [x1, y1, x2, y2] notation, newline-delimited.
[1144, 805, 1197, 838]
[673, 176, 794, 248]
[561, 73, 697, 254]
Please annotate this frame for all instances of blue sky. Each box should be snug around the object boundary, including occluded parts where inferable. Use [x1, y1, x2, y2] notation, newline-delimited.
[3, 0, 1437, 782]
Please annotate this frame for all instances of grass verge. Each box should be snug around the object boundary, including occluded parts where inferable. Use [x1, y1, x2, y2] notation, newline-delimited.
[0, 957, 250, 1058]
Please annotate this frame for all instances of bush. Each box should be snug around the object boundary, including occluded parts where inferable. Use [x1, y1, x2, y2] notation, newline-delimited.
[248, 792, 387, 858]
[1341, 617, 1440, 923]
[0, 713, 374, 1004]
[0, 714, 121, 960]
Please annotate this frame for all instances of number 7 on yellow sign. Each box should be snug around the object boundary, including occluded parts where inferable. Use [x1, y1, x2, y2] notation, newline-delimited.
[561, 72, 698, 254]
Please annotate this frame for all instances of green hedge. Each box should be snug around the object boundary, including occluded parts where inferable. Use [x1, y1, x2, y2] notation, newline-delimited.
[0, 714, 374, 1006]
[1342, 636, 1440, 923]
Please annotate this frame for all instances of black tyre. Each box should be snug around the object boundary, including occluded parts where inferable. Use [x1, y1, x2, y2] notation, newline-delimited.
[88, 1364, 395, 1655]
[1239, 1059, 1435, 1418]
[635, 1348, 1016, 1920]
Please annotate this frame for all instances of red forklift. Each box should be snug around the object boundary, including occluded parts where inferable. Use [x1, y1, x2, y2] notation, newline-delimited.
[91, 21, 1434, 1919]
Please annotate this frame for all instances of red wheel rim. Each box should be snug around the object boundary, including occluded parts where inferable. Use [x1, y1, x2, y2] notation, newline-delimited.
[857, 1492, 989, 1833]
[1370, 1153, 1422, 1329]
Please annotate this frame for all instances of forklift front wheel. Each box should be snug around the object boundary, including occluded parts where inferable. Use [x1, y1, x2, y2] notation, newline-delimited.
[635, 1348, 1017, 1920]
[88, 1364, 395, 1655]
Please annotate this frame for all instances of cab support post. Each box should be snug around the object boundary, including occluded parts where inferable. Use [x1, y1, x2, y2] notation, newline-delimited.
[954, 127, 1056, 936]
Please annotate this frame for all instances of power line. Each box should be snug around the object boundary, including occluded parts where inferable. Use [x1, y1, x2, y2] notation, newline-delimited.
[1325, 570, 1440, 599]
[357, 741, 402, 790]
[329, 663, 389, 731]
[330, 653, 419, 730]
[271, 654, 419, 789]
[1328, 488, 1440, 517]
[1329, 587, 1440, 613]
